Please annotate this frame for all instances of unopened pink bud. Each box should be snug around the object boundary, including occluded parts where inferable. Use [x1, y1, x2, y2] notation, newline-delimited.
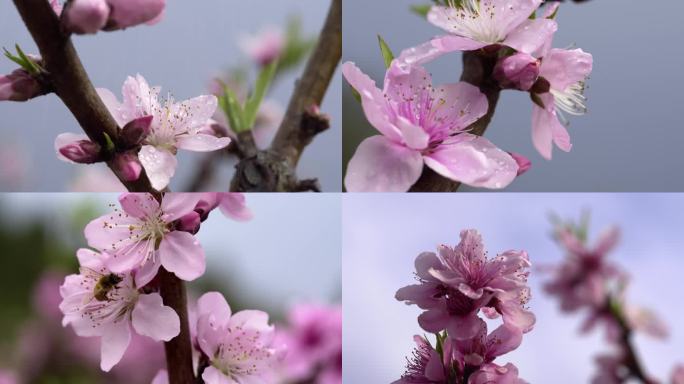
[509, 152, 531, 176]
[105, 0, 165, 30]
[113, 152, 142, 181]
[238, 27, 285, 66]
[59, 139, 101, 164]
[494, 53, 540, 91]
[0, 70, 42, 102]
[175, 211, 201, 234]
[63, 0, 110, 35]
[120, 115, 153, 147]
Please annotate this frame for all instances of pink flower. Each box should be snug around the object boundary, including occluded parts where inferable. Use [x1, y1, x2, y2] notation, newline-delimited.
[672, 364, 684, 384]
[238, 26, 285, 66]
[95, 74, 230, 190]
[63, 0, 109, 34]
[343, 62, 518, 191]
[531, 47, 593, 159]
[452, 320, 523, 373]
[196, 292, 282, 384]
[625, 306, 669, 340]
[0, 68, 42, 102]
[84, 193, 206, 283]
[544, 226, 622, 312]
[396, 230, 534, 339]
[468, 363, 526, 384]
[493, 53, 540, 91]
[54, 133, 102, 164]
[59, 248, 180, 371]
[393, 335, 450, 384]
[393, 0, 556, 73]
[277, 303, 342, 382]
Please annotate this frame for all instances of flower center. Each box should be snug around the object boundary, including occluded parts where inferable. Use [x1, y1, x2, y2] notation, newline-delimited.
[443, 0, 508, 44]
[76, 267, 138, 327]
[551, 81, 587, 116]
[212, 326, 270, 379]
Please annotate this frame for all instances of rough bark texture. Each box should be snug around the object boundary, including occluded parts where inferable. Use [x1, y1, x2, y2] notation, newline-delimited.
[12, 0, 154, 191]
[409, 51, 501, 192]
[159, 268, 196, 384]
[230, 0, 341, 192]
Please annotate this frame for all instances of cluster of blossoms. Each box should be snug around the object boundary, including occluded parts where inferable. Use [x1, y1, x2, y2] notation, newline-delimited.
[57, 193, 286, 383]
[55, 75, 230, 190]
[394, 229, 534, 383]
[545, 216, 681, 383]
[344, 0, 593, 191]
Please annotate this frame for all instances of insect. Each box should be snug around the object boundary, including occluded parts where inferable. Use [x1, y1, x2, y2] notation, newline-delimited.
[93, 273, 124, 302]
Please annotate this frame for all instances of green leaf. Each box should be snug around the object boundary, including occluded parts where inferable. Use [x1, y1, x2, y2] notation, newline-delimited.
[3, 45, 40, 75]
[377, 35, 395, 69]
[350, 86, 361, 103]
[243, 59, 279, 130]
[220, 86, 246, 133]
[410, 4, 432, 18]
[102, 132, 115, 153]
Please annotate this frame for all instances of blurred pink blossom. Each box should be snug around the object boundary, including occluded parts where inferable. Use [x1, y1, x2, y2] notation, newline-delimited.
[238, 26, 285, 66]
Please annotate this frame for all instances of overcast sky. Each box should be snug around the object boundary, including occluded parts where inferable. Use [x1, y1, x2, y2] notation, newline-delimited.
[0, 0, 341, 191]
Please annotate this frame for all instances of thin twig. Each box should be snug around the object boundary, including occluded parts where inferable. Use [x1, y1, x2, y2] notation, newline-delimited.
[11, 0, 154, 192]
[229, 0, 341, 192]
[608, 301, 658, 384]
[409, 51, 501, 192]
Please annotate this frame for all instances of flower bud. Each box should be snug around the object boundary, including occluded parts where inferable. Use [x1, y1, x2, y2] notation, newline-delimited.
[0, 69, 43, 102]
[63, 0, 110, 34]
[238, 27, 285, 66]
[105, 0, 166, 30]
[494, 53, 540, 91]
[509, 152, 531, 176]
[175, 211, 201, 234]
[112, 152, 142, 181]
[119, 115, 154, 148]
[58, 139, 102, 164]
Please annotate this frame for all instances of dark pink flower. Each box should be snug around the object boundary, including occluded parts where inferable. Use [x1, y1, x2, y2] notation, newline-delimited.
[54, 133, 102, 164]
[393, 335, 450, 384]
[0, 69, 42, 102]
[396, 230, 534, 339]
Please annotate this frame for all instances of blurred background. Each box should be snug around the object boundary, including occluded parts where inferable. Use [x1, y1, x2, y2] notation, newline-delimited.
[343, 193, 684, 383]
[342, 0, 684, 191]
[0, 193, 341, 383]
[0, 0, 342, 192]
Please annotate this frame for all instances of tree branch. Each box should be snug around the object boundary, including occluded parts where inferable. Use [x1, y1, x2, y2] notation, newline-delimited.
[12, 3, 196, 382]
[11, 0, 154, 192]
[608, 301, 658, 384]
[409, 51, 501, 192]
[229, 0, 341, 192]
[159, 268, 196, 384]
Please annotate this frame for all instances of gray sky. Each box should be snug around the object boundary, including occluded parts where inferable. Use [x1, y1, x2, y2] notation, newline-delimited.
[0, 0, 341, 191]
[343, 0, 684, 191]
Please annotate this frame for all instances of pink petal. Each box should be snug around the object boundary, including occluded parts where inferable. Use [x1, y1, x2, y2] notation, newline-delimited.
[138, 145, 177, 191]
[198, 291, 232, 321]
[151, 370, 169, 384]
[202, 366, 233, 384]
[107, 0, 165, 29]
[76, 248, 103, 269]
[160, 193, 201, 222]
[121, 74, 159, 118]
[100, 321, 131, 372]
[342, 62, 402, 142]
[415, 252, 441, 278]
[425, 348, 446, 381]
[159, 231, 205, 281]
[84, 212, 143, 255]
[540, 48, 593, 91]
[395, 117, 429, 150]
[134, 255, 161, 287]
[118, 192, 159, 219]
[531, 93, 572, 160]
[493, 0, 544, 36]
[218, 193, 253, 221]
[175, 95, 218, 131]
[230, 310, 274, 337]
[417, 309, 449, 333]
[432, 35, 488, 53]
[446, 315, 482, 340]
[175, 133, 231, 152]
[423, 134, 518, 189]
[96, 88, 127, 126]
[499, 301, 536, 333]
[131, 293, 180, 341]
[383, 65, 433, 105]
[503, 19, 558, 55]
[344, 136, 423, 192]
[54, 133, 90, 164]
[435, 82, 488, 130]
[593, 227, 620, 256]
[486, 325, 523, 358]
